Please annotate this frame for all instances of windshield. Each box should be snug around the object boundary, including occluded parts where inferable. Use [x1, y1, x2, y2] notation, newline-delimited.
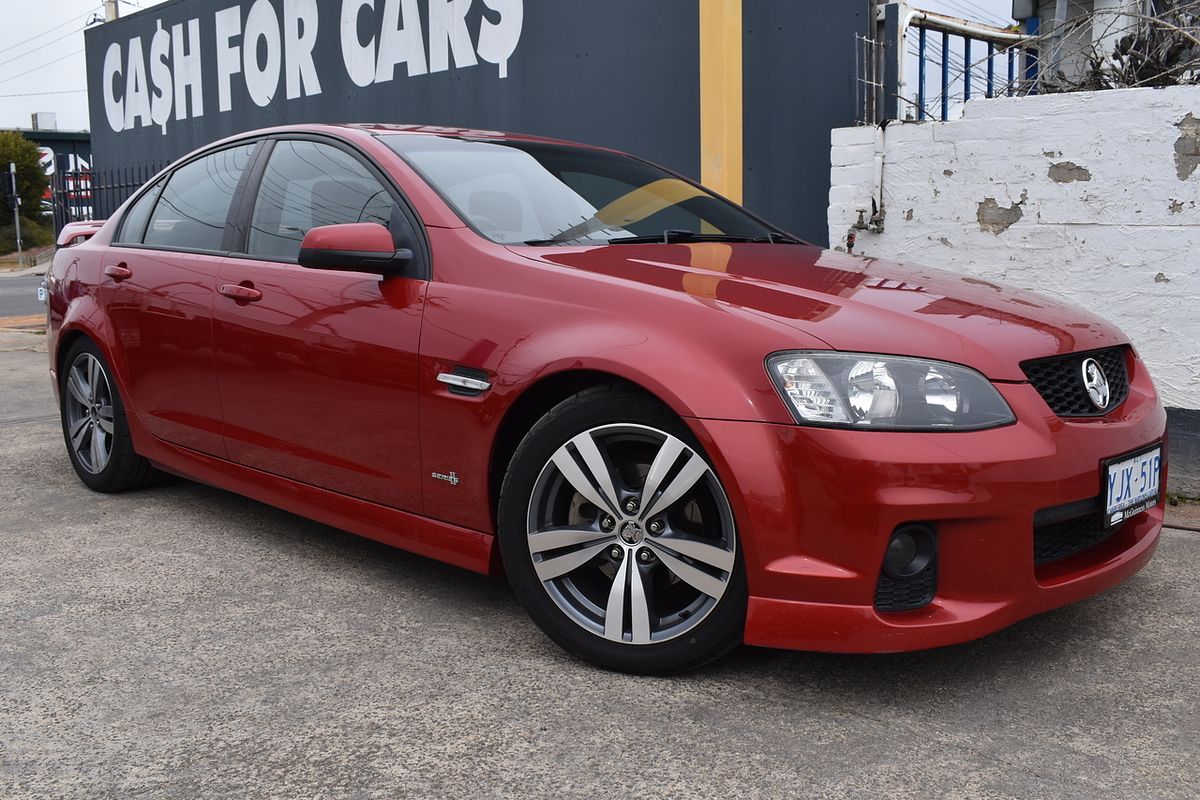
[381, 135, 779, 246]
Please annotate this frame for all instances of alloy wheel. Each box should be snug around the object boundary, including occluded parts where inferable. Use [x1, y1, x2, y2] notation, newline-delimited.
[525, 423, 737, 645]
[63, 352, 116, 475]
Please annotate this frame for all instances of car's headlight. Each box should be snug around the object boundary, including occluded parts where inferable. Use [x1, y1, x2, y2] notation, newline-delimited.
[766, 352, 1015, 430]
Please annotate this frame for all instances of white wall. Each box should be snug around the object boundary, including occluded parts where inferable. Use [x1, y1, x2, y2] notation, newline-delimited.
[828, 85, 1199, 413]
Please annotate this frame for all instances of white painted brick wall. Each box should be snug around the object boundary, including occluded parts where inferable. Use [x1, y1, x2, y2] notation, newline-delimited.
[828, 85, 1200, 415]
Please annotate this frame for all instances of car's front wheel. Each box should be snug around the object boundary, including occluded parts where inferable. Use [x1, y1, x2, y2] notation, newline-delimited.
[498, 386, 746, 673]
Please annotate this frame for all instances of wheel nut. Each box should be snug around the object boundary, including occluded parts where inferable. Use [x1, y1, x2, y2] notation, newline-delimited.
[600, 516, 614, 530]
[624, 498, 639, 513]
[648, 520, 663, 534]
[638, 548, 653, 563]
[610, 546, 623, 560]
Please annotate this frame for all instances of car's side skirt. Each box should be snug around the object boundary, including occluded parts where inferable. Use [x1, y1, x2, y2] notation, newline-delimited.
[144, 438, 498, 576]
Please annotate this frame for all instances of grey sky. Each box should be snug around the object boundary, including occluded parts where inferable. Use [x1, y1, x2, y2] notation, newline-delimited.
[0, 0, 1016, 132]
[0, 0, 169, 130]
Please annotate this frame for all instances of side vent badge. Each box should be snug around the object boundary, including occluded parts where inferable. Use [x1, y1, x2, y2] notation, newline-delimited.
[437, 367, 492, 396]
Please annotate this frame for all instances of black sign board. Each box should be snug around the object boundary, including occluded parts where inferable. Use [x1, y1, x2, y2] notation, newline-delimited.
[84, 0, 868, 242]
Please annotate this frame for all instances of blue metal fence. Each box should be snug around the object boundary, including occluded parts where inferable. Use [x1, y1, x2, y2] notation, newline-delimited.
[902, 8, 1038, 123]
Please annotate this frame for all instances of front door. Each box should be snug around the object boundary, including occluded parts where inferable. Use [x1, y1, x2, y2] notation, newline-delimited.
[211, 138, 427, 512]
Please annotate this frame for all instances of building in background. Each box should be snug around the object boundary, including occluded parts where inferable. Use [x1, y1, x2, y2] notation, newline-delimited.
[1, 122, 92, 226]
[1012, 1, 1162, 84]
[5, 122, 92, 174]
[868, 1, 1181, 125]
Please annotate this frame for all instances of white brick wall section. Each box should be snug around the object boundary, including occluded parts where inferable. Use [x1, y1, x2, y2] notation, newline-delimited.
[827, 85, 1200, 412]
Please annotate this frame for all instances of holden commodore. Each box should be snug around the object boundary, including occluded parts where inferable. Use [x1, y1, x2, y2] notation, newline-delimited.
[45, 124, 1166, 673]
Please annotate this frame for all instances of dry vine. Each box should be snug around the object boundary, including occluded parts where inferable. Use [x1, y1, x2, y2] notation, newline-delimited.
[1051, 0, 1200, 91]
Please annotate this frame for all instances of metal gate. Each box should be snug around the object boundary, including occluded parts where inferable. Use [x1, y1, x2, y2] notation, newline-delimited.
[50, 161, 166, 232]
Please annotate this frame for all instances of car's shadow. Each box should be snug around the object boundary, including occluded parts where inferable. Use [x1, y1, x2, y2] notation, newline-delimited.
[147, 471, 1151, 694]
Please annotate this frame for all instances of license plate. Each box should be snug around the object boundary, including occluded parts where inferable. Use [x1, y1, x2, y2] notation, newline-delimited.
[1103, 445, 1162, 527]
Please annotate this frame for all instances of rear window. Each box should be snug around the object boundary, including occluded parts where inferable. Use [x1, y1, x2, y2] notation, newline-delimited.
[143, 143, 256, 252]
[115, 179, 164, 244]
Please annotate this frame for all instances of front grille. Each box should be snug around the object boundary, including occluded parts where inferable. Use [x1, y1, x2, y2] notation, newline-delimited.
[1033, 511, 1116, 565]
[874, 562, 937, 611]
[1021, 346, 1129, 417]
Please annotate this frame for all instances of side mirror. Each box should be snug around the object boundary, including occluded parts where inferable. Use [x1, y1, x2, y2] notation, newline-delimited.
[297, 222, 413, 275]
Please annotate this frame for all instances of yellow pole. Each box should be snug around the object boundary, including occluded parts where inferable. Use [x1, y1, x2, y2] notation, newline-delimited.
[699, 0, 744, 204]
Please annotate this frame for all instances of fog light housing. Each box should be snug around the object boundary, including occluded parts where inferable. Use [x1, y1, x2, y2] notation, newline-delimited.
[884, 525, 936, 578]
[875, 524, 938, 612]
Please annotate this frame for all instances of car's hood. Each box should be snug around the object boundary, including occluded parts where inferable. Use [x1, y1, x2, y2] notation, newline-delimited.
[507, 242, 1125, 381]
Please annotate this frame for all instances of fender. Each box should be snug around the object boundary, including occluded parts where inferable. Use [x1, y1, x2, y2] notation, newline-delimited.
[494, 326, 784, 423]
[416, 271, 828, 534]
[425, 227, 827, 419]
[415, 227, 833, 536]
[54, 295, 160, 446]
[49, 249, 114, 390]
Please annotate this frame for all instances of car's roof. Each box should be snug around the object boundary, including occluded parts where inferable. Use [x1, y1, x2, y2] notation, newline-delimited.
[187, 124, 625, 174]
[239, 122, 613, 151]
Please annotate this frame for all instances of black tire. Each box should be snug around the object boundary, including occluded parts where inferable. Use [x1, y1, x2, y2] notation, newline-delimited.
[58, 337, 155, 493]
[498, 385, 746, 674]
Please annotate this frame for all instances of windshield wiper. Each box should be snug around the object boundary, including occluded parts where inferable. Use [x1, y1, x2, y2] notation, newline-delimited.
[607, 230, 807, 245]
[522, 230, 807, 247]
[752, 232, 806, 245]
[521, 238, 576, 246]
[606, 230, 758, 245]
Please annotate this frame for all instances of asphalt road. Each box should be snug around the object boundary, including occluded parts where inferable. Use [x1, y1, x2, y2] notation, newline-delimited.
[0, 275, 45, 319]
[1, 336, 1198, 799]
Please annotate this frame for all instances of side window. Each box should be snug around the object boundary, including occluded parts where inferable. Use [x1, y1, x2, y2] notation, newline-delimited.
[143, 143, 256, 252]
[248, 140, 399, 262]
[115, 178, 164, 244]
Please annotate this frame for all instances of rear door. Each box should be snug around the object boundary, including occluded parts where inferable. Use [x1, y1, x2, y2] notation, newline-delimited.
[101, 141, 258, 456]
[210, 137, 428, 512]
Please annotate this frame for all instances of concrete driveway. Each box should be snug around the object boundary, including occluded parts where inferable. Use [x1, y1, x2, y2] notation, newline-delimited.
[2, 335, 1197, 799]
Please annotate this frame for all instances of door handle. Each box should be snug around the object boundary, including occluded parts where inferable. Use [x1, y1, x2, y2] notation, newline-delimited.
[218, 283, 263, 302]
[104, 264, 132, 281]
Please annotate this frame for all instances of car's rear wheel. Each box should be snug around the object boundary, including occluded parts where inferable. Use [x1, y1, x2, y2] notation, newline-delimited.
[59, 338, 154, 493]
[499, 386, 746, 673]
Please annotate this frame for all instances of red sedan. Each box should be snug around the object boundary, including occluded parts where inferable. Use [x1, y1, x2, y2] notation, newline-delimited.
[46, 124, 1166, 673]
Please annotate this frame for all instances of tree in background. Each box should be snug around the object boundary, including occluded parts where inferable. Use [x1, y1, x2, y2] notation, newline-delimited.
[0, 130, 52, 256]
[0, 131, 48, 221]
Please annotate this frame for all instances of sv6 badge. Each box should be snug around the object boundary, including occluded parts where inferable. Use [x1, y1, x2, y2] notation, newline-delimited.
[432, 470, 461, 486]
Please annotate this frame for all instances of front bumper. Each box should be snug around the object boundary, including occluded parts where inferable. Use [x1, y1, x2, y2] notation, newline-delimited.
[688, 353, 1166, 653]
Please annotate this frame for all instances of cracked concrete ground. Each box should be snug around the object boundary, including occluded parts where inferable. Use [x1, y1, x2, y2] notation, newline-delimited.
[1, 341, 1198, 799]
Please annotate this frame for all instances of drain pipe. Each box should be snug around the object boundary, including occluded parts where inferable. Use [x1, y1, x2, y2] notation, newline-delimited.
[869, 122, 887, 234]
[843, 122, 887, 254]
